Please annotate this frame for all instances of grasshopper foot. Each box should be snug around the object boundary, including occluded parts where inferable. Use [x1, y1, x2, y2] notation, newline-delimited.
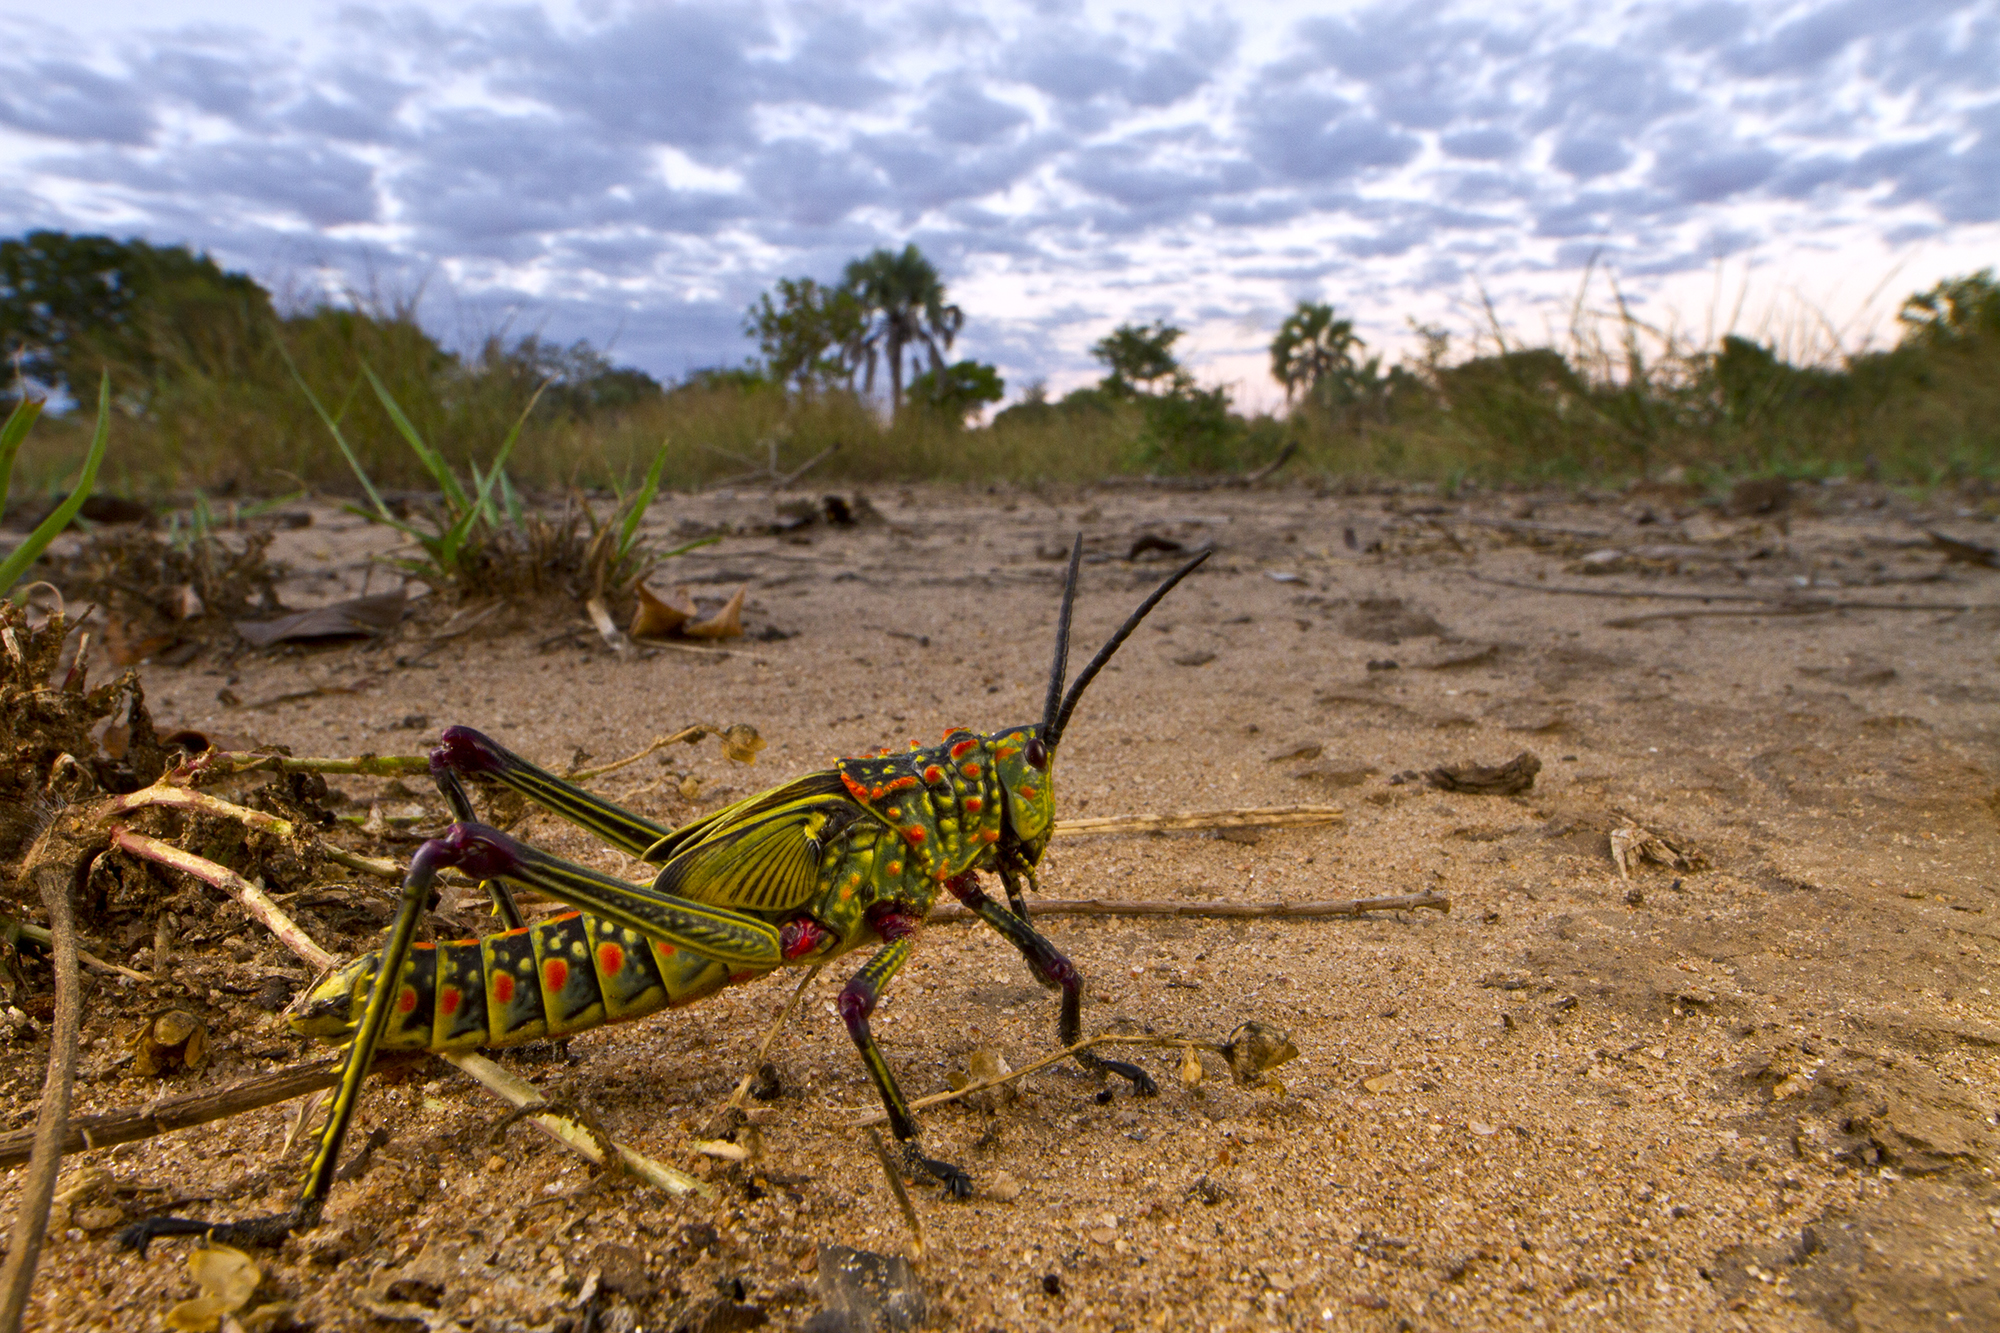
[902, 1142, 973, 1200]
[1101, 1058, 1159, 1097]
[116, 1211, 299, 1257]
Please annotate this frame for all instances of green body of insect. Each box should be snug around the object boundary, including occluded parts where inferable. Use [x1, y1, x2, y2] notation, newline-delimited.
[290, 720, 1053, 1055]
[120, 540, 1207, 1253]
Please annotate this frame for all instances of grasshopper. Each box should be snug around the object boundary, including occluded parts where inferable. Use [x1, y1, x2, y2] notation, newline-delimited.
[120, 540, 1206, 1252]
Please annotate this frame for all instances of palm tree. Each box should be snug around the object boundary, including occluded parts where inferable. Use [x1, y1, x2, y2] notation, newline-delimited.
[843, 245, 964, 414]
[1270, 301, 1366, 404]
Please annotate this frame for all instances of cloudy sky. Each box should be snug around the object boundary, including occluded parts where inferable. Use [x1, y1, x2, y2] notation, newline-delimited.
[3, 0, 1996, 406]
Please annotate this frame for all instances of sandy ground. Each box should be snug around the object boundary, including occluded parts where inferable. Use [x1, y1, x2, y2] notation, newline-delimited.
[3, 478, 1998, 1332]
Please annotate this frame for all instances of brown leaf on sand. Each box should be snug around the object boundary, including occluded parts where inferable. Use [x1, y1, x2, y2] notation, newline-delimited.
[234, 590, 406, 648]
[1428, 751, 1541, 795]
[683, 585, 746, 639]
[1610, 824, 1701, 879]
[631, 582, 698, 639]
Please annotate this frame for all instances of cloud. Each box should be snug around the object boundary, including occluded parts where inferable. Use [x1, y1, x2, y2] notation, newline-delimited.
[0, 0, 1991, 390]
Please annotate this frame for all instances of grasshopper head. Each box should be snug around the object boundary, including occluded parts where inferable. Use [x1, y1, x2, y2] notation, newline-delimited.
[288, 957, 372, 1043]
[998, 536, 1209, 868]
[991, 723, 1057, 860]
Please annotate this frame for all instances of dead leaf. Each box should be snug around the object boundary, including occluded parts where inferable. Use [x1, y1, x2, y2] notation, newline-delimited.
[1179, 1047, 1205, 1086]
[585, 596, 629, 652]
[719, 723, 765, 764]
[1926, 529, 2000, 568]
[132, 1008, 209, 1076]
[1265, 743, 1323, 763]
[1609, 824, 1699, 879]
[234, 590, 405, 647]
[168, 585, 205, 620]
[165, 1243, 260, 1331]
[684, 586, 746, 639]
[1428, 752, 1541, 795]
[631, 582, 697, 638]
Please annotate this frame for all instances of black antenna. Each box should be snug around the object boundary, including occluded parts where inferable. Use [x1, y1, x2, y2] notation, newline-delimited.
[1048, 549, 1210, 748]
[1040, 535, 1083, 732]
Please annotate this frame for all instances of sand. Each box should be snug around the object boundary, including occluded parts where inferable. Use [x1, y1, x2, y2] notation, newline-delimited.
[2, 478, 1996, 1331]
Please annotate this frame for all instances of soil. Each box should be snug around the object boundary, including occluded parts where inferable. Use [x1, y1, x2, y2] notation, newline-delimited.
[3, 479, 1998, 1332]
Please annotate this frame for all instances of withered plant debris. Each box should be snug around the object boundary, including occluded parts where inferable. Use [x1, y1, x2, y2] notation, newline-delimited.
[1427, 751, 1542, 795]
[631, 583, 747, 641]
[234, 590, 407, 648]
[1923, 528, 2000, 568]
[51, 529, 285, 664]
[1610, 824, 1703, 879]
[130, 1009, 210, 1077]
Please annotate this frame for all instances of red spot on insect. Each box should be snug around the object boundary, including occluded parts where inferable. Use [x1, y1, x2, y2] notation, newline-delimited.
[544, 958, 569, 992]
[552, 912, 581, 925]
[440, 986, 461, 1016]
[962, 762, 981, 778]
[924, 765, 944, 784]
[500, 927, 529, 938]
[964, 796, 983, 813]
[493, 972, 515, 1003]
[909, 739, 921, 750]
[950, 739, 978, 759]
[887, 775, 918, 792]
[995, 745, 1018, 761]
[981, 828, 1000, 843]
[598, 942, 625, 976]
[397, 986, 418, 1014]
[903, 826, 926, 845]
[841, 773, 871, 803]
[1020, 786, 1039, 800]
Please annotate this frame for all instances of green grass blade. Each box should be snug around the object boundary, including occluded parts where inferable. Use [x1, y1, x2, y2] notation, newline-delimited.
[361, 365, 469, 514]
[281, 344, 397, 524]
[0, 396, 47, 520]
[500, 470, 525, 528]
[618, 440, 671, 563]
[474, 381, 546, 525]
[0, 375, 109, 592]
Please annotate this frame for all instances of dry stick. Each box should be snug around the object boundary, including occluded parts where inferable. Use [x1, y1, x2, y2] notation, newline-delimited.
[103, 835, 702, 1197]
[864, 1127, 925, 1262]
[441, 1053, 706, 1198]
[1604, 607, 1834, 627]
[205, 752, 431, 778]
[770, 441, 841, 488]
[718, 964, 824, 1123]
[1466, 571, 1983, 613]
[6, 919, 150, 983]
[1052, 805, 1342, 837]
[111, 829, 335, 971]
[0, 849, 84, 1333]
[851, 1032, 1235, 1129]
[0, 1056, 426, 1170]
[928, 891, 1449, 924]
[568, 725, 710, 781]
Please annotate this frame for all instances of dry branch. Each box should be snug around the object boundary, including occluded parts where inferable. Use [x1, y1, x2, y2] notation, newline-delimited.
[0, 847, 85, 1333]
[110, 828, 335, 971]
[1052, 805, 1343, 837]
[0, 1056, 418, 1170]
[1466, 571, 1983, 614]
[929, 891, 1447, 924]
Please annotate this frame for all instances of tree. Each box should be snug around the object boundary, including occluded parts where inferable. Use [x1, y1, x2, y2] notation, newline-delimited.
[909, 359, 1004, 424]
[1270, 300, 1386, 415]
[1091, 320, 1185, 397]
[744, 277, 864, 393]
[1898, 270, 2000, 349]
[0, 230, 271, 395]
[843, 245, 963, 413]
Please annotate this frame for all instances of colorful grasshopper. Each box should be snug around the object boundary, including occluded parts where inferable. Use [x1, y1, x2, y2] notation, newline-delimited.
[120, 540, 1206, 1252]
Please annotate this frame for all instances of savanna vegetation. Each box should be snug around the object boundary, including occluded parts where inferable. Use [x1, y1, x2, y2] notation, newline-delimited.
[4, 227, 1998, 504]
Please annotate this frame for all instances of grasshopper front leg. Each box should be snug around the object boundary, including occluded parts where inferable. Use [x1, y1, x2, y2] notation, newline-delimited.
[944, 873, 1158, 1097]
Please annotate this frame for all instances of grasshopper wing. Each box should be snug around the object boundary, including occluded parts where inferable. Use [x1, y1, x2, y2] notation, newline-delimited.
[648, 772, 860, 914]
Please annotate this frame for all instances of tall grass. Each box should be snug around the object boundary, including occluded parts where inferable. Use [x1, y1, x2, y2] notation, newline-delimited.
[11, 272, 1998, 502]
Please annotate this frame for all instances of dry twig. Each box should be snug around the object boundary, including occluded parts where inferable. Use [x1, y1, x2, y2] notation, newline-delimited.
[1052, 805, 1343, 837]
[929, 891, 1448, 923]
[0, 841, 86, 1333]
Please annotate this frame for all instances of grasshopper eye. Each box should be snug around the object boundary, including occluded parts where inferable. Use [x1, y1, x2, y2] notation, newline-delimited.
[1023, 738, 1048, 770]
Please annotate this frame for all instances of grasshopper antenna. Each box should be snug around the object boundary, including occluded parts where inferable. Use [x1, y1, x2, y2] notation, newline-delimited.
[1047, 548, 1210, 749]
[1041, 535, 1083, 733]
